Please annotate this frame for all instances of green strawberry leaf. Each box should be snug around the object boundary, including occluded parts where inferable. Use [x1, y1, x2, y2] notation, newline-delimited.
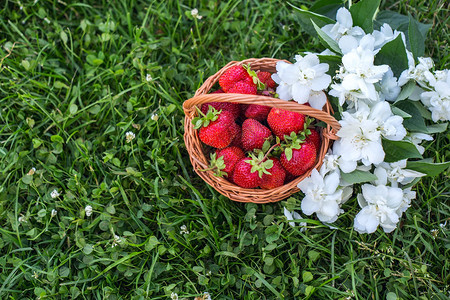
[285, 148, 293, 161]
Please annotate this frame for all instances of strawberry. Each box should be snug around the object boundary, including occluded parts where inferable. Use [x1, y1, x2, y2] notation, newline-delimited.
[219, 65, 251, 92]
[305, 128, 321, 152]
[280, 142, 317, 176]
[257, 71, 276, 89]
[201, 102, 240, 120]
[267, 108, 305, 141]
[227, 81, 257, 95]
[244, 104, 272, 121]
[211, 89, 225, 94]
[195, 109, 235, 149]
[260, 158, 286, 189]
[231, 158, 262, 188]
[229, 123, 242, 148]
[213, 146, 245, 177]
[241, 119, 272, 152]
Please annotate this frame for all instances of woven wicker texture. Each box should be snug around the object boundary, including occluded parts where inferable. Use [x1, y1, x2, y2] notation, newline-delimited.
[183, 58, 341, 203]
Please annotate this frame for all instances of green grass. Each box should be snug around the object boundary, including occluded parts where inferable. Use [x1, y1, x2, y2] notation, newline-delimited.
[0, 0, 448, 299]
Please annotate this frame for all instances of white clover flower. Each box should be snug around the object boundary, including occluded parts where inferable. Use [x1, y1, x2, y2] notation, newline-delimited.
[171, 292, 178, 300]
[379, 68, 401, 101]
[272, 54, 331, 108]
[203, 292, 212, 300]
[27, 167, 36, 175]
[321, 8, 365, 43]
[112, 235, 122, 248]
[50, 189, 60, 199]
[125, 131, 135, 143]
[51, 209, 58, 217]
[340, 35, 390, 101]
[18, 215, 27, 223]
[298, 169, 350, 223]
[180, 225, 189, 235]
[354, 184, 404, 234]
[283, 207, 306, 231]
[190, 8, 202, 19]
[335, 107, 384, 166]
[420, 70, 450, 122]
[151, 113, 159, 121]
[145, 74, 152, 81]
[374, 160, 425, 187]
[85, 205, 93, 217]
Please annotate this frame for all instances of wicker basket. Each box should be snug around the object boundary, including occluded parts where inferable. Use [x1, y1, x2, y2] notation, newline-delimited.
[183, 58, 341, 203]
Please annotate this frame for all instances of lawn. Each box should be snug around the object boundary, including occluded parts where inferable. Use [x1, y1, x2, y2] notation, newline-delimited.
[0, 0, 448, 299]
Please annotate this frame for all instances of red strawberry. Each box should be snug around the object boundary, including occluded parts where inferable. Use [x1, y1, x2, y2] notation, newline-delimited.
[201, 102, 240, 120]
[219, 65, 251, 92]
[257, 71, 276, 89]
[306, 128, 321, 152]
[241, 119, 272, 151]
[229, 123, 242, 148]
[260, 158, 286, 189]
[280, 142, 316, 176]
[231, 158, 262, 188]
[215, 147, 245, 177]
[198, 110, 235, 149]
[267, 108, 305, 141]
[227, 81, 257, 95]
[244, 104, 272, 121]
[211, 89, 225, 94]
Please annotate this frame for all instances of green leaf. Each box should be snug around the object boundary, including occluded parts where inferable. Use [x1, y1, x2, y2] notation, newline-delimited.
[395, 100, 427, 132]
[391, 107, 411, 119]
[374, 35, 408, 78]
[408, 15, 426, 59]
[318, 54, 341, 76]
[395, 80, 417, 102]
[382, 139, 423, 163]
[21, 59, 30, 70]
[22, 175, 33, 185]
[285, 148, 293, 161]
[386, 292, 398, 300]
[312, 20, 342, 55]
[310, 0, 344, 19]
[425, 123, 448, 134]
[51, 135, 64, 143]
[290, 4, 335, 37]
[375, 11, 431, 38]
[406, 160, 450, 176]
[69, 104, 78, 115]
[302, 271, 313, 283]
[60, 30, 68, 44]
[83, 244, 94, 255]
[349, 0, 381, 33]
[145, 236, 160, 251]
[341, 169, 378, 184]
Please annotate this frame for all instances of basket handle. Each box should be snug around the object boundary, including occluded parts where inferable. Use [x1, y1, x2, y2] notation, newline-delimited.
[183, 93, 341, 139]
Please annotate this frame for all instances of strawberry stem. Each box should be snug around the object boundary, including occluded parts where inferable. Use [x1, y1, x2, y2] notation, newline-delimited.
[258, 143, 280, 166]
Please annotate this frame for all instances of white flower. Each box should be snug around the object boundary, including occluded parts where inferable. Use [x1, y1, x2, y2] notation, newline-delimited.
[369, 101, 406, 141]
[420, 70, 450, 122]
[283, 207, 305, 230]
[180, 225, 189, 235]
[112, 235, 122, 248]
[272, 54, 331, 106]
[307, 90, 327, 110]
[398, 187, 415, 215]
[50, 189, 60, 199]
[374, 160, 425, 187]
[51, 209, 58, 217]
[379, 68, 401, 101]
[335, 106, 384, 166]
[354, 184, 404, 234]
[319, 149, 357, 175]
[190, 8, 202, 19]
[399, 56, 436, 88]
[151, 113, 159, 121]
[145, 74, 152, 81]
[405, 132, 433, 155]
[85, 205, 93, 217]
[329, 81, 367, 107]
[321, 8, 365, 43]
[170, 292, 178, 300]
[125, 131, 135, 143]
[27, 167, 36, 175]
[298, 169, 349, 223]
[203, 292, 212, 300]
[18, 215, 27, 223]
[340, 36, 390, 101]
